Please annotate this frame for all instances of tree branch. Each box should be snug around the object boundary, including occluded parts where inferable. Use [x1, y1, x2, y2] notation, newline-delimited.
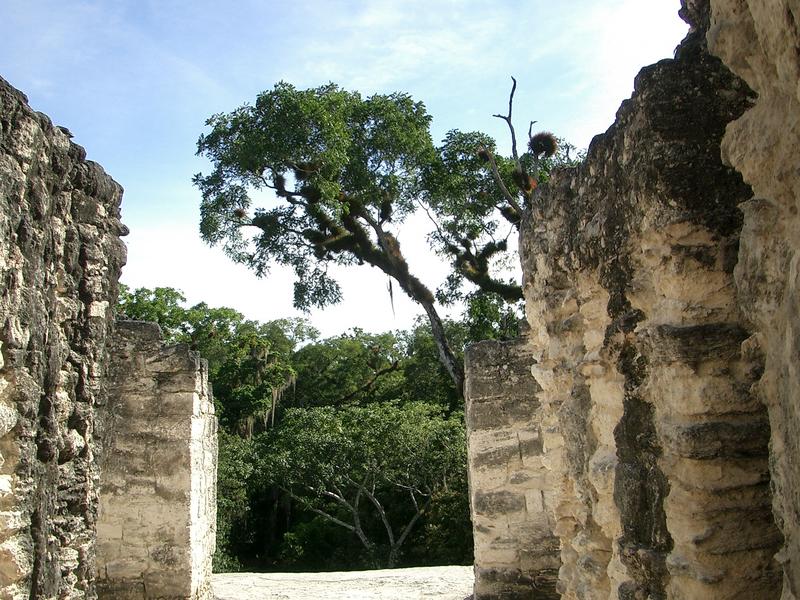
[481, 147, 523, 215]
[361, 484, 396, 548]
[394, 495, 432, 552]
[320, 488, 354, 511]
[493, 76, 520, 163]
[283, 488, 356, 532]
[491, 76, 541, 208]
[335, 360, 400, 405]
[259, 175, 306, 201]
[414, 198, 449, 246]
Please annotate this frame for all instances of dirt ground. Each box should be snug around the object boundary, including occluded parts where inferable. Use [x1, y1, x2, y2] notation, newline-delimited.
[212, 565, 474, 599]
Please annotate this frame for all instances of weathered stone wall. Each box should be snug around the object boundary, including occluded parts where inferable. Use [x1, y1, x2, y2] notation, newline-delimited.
[0, 76, 219, 600]
[706, 2, 800, 597]
[497, 3, 786, 598]
[0, 76, 126, 598]
[96, 321, 217, 600]
[465, 338, 559, 599]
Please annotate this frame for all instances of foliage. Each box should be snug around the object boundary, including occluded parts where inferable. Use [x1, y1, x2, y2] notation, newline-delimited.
[257, 402, 466, 568]
[195, 80, 583, 396]
[289, 329, 404, 408]
[117, 286, 475, 572]
[214, 431, 255, 572]
[117, 286, 314, 434]
[424, 128, 583, 307]
[462, 290, 523, 343]
[194, 82, 436, 311]
[117, 284, 189, 342]
[398, 319, 465, 413]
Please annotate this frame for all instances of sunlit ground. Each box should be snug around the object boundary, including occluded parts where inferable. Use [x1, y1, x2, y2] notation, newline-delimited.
[212, 565, 474, 599]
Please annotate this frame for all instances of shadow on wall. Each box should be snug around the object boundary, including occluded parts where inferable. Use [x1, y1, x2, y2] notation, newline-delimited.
[464, 0, 800, 598]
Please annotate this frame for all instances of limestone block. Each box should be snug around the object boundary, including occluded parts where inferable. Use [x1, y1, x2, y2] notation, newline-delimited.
[706, 2, 800, 597]
[465, 338, 560, 599]
[511, 2, 784, 597]
[96, 321, 217, 599]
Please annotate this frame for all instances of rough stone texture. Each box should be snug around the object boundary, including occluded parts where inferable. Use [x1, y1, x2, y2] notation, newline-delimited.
[515, 4, 783, 599]
[465, 338, 559, 599]
[96, 321, 217, 600]
[707, 2, 800, 598]
[0, 76, 126, 599]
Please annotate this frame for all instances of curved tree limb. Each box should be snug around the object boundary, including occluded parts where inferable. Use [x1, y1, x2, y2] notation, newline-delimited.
[481, 147, 523, 215]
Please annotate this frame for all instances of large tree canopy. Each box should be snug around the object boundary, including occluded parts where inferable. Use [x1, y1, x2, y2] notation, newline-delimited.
[195, 80, 577, 394]
[195, 82, 469, 391]
[258, 402, 466, 568]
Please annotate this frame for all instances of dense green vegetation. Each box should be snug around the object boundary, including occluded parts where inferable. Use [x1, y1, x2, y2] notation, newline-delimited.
[118, 286, 519, 571]
[194, 80, 578, 394]
[129, 79, 579, 573]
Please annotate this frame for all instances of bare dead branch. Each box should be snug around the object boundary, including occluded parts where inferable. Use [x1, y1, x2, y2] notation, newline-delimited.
[493, 76, 520, 163]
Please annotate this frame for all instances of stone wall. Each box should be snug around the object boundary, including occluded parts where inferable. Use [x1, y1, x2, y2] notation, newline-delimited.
[465, 338, 559, 599]
[706, 2, 800, 597]
[0, 76, 218, 599]
[96, 321, 217, 600]
[464, 2, 794, 598]
[0, 76, 127, 598]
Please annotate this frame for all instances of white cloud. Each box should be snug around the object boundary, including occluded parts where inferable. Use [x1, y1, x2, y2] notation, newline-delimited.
[556, 0, 688, 147]
[293, 0, 516, 91]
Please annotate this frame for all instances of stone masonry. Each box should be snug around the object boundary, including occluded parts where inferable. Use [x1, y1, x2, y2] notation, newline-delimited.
[520, 5, 783, 598]
[0, 76, 218, 599]
[0, 75, 126, 599]
[96, 321, 217, 600]
[465, 338, 559, 599]
[707, 1, 800, 596]
[467, 1, 799, 598]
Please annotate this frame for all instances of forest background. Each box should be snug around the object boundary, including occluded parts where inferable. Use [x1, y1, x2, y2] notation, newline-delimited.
[118, 284, 515, 571]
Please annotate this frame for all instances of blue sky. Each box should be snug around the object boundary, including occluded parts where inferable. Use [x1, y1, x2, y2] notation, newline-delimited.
[2, 0, 688, 336]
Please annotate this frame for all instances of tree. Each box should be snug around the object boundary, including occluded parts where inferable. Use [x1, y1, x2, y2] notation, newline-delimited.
[289, 329, 404, 408]
[195, 82, 468, 394]
[422, 79, 581, 309]
[117, 284, 189, 342]
[214, 431, 255, 571]
[258, 402, 466, 568]
[195, 81, 580, 396]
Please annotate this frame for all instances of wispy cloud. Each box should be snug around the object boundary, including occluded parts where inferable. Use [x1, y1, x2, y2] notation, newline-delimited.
[290, 0, 522, 91]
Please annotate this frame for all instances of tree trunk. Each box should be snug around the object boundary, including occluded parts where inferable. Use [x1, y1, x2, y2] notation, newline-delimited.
[420, 300, 464, 397]
[373, 261, 465, 397]
[346, 210, 465, 396]
[387, 547, 398, 569]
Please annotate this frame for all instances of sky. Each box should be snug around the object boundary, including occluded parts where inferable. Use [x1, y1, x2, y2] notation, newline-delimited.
[1, 0, 688, 337]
